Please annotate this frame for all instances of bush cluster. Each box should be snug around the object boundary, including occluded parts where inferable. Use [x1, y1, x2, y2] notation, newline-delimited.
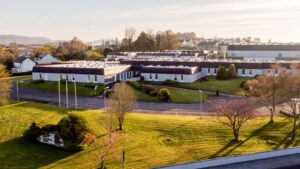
[84, 82, 97, 89]
[23, 114, 94, 152]
[157, 88, 170, 102]
[126, 81, 142, 90]
[162, 80, 179, 86]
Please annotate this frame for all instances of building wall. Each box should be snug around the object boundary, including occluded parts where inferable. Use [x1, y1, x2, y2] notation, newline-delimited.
[33, 73, 105, 83]
[141, 72, 202, 83]
[21, 59, 36, 72]
[228, 50, 300, 60]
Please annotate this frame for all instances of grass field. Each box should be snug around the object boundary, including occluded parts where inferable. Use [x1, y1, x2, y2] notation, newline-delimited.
[0, 102, 299, 169]
[133, 87, 210, 103]
[176, 77, 251, 94]
[5, 75, 32, 83]
[21, 81, 105, 97]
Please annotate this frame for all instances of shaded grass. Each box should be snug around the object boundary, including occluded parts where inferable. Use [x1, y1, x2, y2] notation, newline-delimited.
[21, 81, 105, 97]
[0, 102, 299, 169]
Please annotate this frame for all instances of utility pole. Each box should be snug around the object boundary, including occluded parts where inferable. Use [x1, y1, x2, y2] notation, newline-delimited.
[74, 80, 77, 109]
[66, 79, 69, 109]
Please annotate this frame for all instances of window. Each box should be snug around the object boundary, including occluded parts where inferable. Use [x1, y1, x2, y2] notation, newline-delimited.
[249, 69, 252, 75]
[208, 68, 211, 74]
[214, 68, 217, 74]
[95, 75, 97, 82]
[155, 74, 158, 80]
[39, 73, 42, 79]
[149, 74, 152, 79]
[242, 69, 245, 75]
[181, 74, 184, 81]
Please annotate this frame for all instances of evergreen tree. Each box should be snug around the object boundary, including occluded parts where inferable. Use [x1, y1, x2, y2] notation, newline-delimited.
[216, 65, 227, 80]
[227, 64, 237, 79]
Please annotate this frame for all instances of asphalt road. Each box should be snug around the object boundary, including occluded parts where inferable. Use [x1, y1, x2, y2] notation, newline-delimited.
[10, 85, 246, 115]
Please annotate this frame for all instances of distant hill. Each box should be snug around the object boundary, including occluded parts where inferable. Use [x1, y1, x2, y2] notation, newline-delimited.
[0, 35, 57, 45]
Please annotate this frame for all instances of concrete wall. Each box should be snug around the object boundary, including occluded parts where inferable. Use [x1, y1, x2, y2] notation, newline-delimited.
[228, 50, 300, 60]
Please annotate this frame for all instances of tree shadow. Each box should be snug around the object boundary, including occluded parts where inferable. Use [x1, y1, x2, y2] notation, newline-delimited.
[210, 122, 272, 158]
[0, 137, 72, 169]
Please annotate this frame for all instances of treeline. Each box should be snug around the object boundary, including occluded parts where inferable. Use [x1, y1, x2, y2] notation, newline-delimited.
[118, 27, 196, 52]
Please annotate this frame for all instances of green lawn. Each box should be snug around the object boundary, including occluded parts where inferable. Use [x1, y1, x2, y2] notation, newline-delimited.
[133, 87, 210, 103]
[6, 75, 32, 83]
[176, 77, 251, 94]
[22, 81, 105, 97]
[0, 102, 298, 169]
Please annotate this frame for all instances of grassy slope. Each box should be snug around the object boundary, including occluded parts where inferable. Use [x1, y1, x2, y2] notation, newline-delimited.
[133, 87, 209, 103]
[22, 81, 105, 97]
[0, 102, 298, 169]
[177, 77, 251, 94]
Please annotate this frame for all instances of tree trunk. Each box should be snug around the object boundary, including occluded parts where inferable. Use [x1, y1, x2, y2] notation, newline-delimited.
[270, 108, 275, 123]
[118, 119, 123, 131]
[99, 161, 105, 169]
[233, 130, 239, 142]
[291, 118, 298, 142]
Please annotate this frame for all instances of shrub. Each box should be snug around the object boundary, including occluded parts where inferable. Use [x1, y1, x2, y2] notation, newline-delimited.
[157, 88, 170, 102]
[23, 122, 43, 141]
[84, 82, 97, 89]
[198, 76, 209, 82]
[32, 79, 44, 84]
[126, 81, 142, 90]
[162, 80, 179, 86]
[149, 89, 159, 97]
[141, 85, 155, 94]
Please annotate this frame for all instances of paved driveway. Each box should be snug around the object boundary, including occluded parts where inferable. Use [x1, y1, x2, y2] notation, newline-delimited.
[10, 85, 252, 115]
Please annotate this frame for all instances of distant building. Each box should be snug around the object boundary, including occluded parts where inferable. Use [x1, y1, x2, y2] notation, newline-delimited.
[228, 45, 300, 61]
[36, 54, 60, 64]
[11, 56, 36, 73]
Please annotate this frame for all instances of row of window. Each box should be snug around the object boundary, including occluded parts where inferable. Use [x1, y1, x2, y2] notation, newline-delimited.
[149, 74, 184, 81]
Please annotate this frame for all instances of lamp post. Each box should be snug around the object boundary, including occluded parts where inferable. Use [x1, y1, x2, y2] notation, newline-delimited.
[94, 85, 98, 95]
[16, 81, 23, 102]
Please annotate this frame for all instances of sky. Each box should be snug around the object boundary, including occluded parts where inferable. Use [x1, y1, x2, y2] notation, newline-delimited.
[1, 0, 300, 42]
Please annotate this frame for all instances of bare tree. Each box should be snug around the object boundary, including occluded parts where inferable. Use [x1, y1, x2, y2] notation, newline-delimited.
[0, 64, 11, 105]
[281, 64, 300, 142]
[253, 64, 288, 123]
[95, 111, 119, 169]
[107, 83, 136, 130]
[124, 27, 137, 49]
[213, 99, 256, 142]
